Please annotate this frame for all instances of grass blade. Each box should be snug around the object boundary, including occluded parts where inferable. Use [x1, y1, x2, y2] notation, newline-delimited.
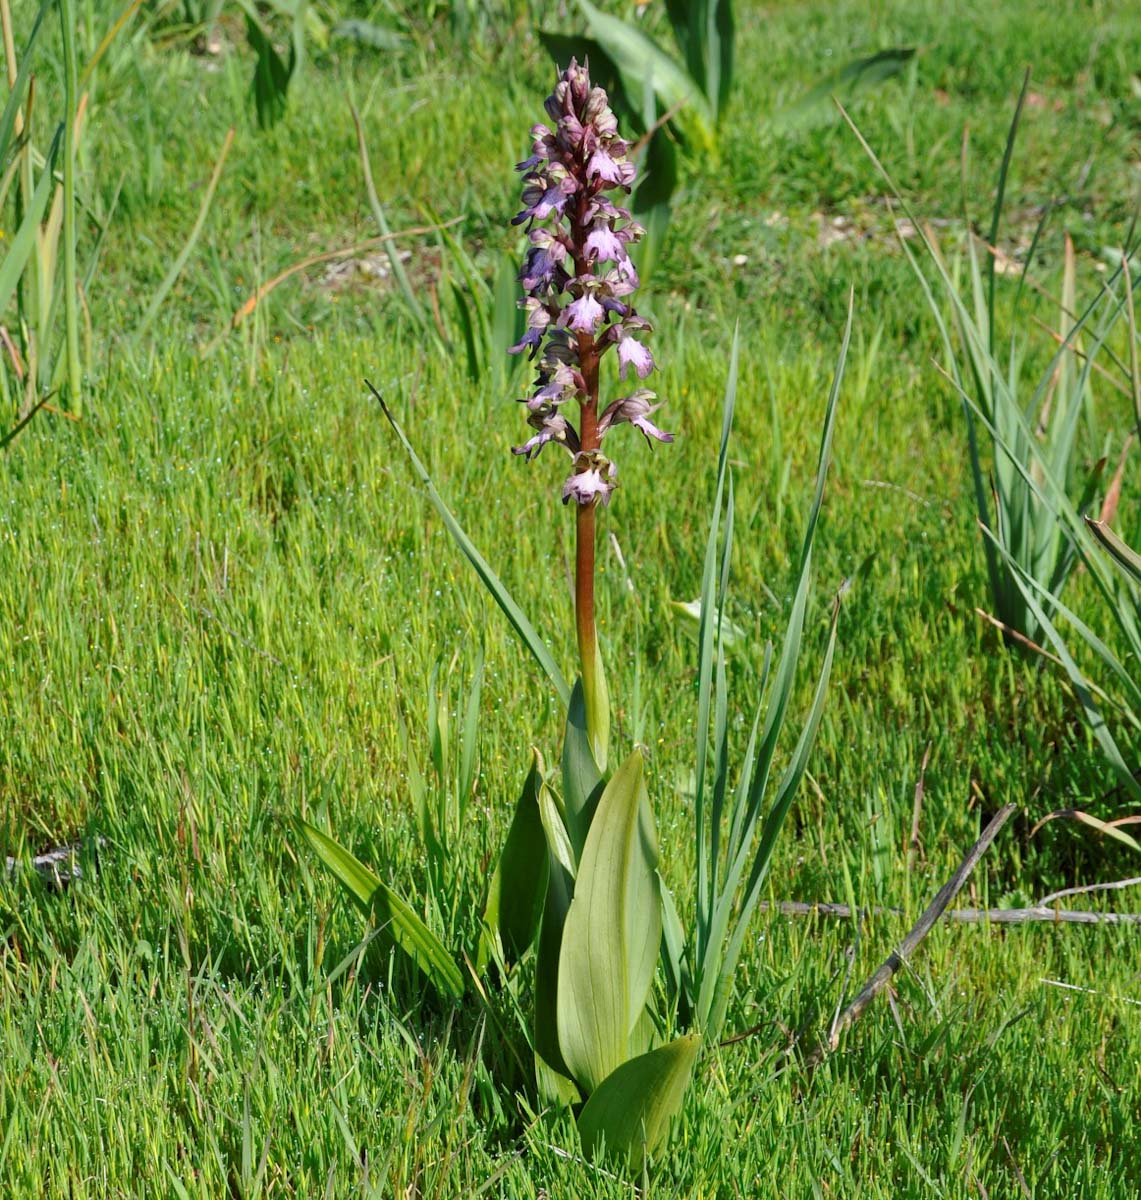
[137, 127, 234, 336]
[367, 382, 571, 707]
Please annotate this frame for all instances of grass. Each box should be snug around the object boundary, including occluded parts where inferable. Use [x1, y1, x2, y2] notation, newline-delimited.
[2, 0, 1139, 1194]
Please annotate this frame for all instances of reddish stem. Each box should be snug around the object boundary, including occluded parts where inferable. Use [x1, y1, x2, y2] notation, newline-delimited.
[570, 182, 603, 683]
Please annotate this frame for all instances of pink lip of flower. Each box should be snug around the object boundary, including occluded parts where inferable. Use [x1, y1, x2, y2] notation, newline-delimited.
[562, 454, 617, 507]
[565, 292, 604, 334]
[616, 336, 654, 380]
[587, 147, 626, 185]
[584, 224, 625, 264]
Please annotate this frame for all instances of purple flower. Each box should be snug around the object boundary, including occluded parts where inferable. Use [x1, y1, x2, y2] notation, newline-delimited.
[565, 291, 604, 334]
[583, 87, 617, 132]
[511, 297, 560, 357]
[513, 411, 580, 460]
[508, 326, 544, 357]
[600, 265, 638, 298]
[617, 335, 654, 380]
[510, 59, 673, 491]
[540, 328, 578, 365]
[528, 360, 577, 407]
[598, 390, 674, 446]
[586, 147, 626, 186]
[513, 166, 576, 226]
[562, 452, 617, 507]
[584, 222, 625, 264]
[519, 247, 560, 292]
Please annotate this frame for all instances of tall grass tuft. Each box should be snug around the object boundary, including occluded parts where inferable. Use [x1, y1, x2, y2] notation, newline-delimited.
[844, 75, 1135, 644]
[1, 0, 135, 428]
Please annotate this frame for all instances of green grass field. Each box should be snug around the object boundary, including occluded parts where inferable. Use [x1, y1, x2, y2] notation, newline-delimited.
[2, 1, 1139, 1195]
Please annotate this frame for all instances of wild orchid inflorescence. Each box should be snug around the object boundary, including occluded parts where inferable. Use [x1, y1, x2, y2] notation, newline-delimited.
[510, 59, 672, 510]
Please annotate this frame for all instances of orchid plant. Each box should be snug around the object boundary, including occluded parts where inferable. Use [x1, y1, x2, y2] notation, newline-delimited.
[300, 60, 850, 1171]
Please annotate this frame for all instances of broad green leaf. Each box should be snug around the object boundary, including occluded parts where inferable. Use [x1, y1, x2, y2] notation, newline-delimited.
[538, 779, 578, 880]
[577, 1034, 701, 1170]
[479, 750, 549, 971]
[557, 750, 662, 1093]
[562, 679, 605, 856]
[658, 876, 687, 1014]
[664, 0, 734, 121]
[535, 1051, 581, 1108]
[583, 639, 610, 774]
[534, 769, 578, 1081]
[537, 32, 612, 87]
[297, 820, 464, 1000]
[244, 11, 296, 130]
[629, 71, 679, 287]
[534, 847, 575, 1080]
[574, 0, 714, 144]
[369, 387, 571, 708]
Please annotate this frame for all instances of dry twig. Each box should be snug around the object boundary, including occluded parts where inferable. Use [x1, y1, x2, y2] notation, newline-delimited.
[798, 804, 1016, 1070]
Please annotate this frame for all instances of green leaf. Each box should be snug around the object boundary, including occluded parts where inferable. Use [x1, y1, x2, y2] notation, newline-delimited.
[772, 48, 915, 132]
[693, 327, 738, 967]
[562, 679, 605, 857]
[535, 1051, 581, 1108]
[658, 876, 689, 1017]
[244, 12, 296, 130]
[492, 253, 524, 387]
[629, 82, 679, 287]
[297, 820, 464, 1000]
[537, 32, 611, 85]
[1086, 519, 1141, 586]
[706, 584, 844, 1041]
[557, 750, 662, 1094]
[538, 779, 578, 880]
[0, 0, 50, 167]
[664, 0, 734, 121]
[573, 0, 714, 144]
[479, 750, 549, 971]
[534, 844, 575, 1079]
[577, 1034, 701, 1169]
[451, 277, 481, 382]
[0, 126, 61, 318]
[697, 296, 851, 1040]
[368, 386, 571, 708]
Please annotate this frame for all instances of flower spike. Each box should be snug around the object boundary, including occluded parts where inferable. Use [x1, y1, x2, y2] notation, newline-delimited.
[508, 59, 672, 499]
